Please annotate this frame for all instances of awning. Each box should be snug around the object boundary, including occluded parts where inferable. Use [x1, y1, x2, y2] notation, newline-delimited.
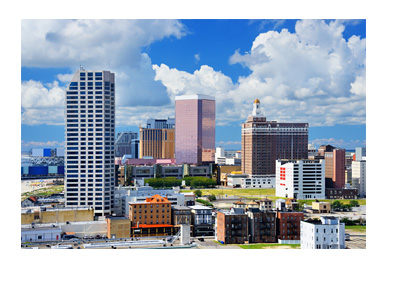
[65, 232, 75, 235]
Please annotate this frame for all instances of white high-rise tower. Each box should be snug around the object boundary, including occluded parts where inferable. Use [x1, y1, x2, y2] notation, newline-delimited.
[65, 69, 115, 217]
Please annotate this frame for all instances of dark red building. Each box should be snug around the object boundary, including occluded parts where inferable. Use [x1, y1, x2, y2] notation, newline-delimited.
[276, 211, 304, 241]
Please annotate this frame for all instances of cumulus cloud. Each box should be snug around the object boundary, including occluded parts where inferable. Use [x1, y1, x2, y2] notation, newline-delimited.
[21, 19, 187, 125]
[21, 80, 65, 125]
[154, 19, 366, 127]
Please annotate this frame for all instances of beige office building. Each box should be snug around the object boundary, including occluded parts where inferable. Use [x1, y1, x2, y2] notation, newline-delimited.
[139, 127, 175, 159]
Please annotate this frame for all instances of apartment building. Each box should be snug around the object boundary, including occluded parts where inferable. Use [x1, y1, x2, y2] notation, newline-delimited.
[276, 211, 304, 243]
[300, 216, 345, 249]
[216, 208, 248, 244]
[247, 208, 276, 243]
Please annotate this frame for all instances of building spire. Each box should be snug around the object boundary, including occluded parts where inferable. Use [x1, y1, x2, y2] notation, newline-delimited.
[252, 99, 261, 117]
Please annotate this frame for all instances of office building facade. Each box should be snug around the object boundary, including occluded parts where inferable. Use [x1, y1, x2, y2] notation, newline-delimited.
[241, 99, 308, 176]
[146, 118, 175, 129]
[352, 160, 366, 197]
[64, 70, 115, 217]
[139, 126, 175, 159]
[276, 159, 325, 200]
[175, 94, 215, 165]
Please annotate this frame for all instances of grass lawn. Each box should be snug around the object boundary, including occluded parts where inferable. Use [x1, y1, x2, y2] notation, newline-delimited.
[345, 225, 366, 232]
[238, 243, 300, 249]
[200, 188, 276, 198]
[21, 186, 63, 201]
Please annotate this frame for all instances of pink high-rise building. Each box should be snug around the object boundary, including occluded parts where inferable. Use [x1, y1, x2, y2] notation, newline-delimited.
[175, 94, 215, 165]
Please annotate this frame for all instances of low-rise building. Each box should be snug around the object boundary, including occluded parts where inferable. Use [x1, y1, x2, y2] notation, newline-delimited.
[21, 226, 63, 243]
[257, 197, 273, 211]
[312, 201, 331, 213]
[300, 216, 345, 249]
[189, 205, 214, 237]
[241, 175, 275, 189]
[276, 211, 304, 243]
[216, 208, 248, 244]
[172, 206, 192, 226]
[247, 208, 276, 243]
[325, 187, 358, 200]
[129, 195, 174, 237]
[233, 201, 246, 209]
[21, 207, 94, 225]
[106, 215, 131, 239]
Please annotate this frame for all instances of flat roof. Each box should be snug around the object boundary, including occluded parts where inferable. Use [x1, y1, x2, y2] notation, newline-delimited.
[188, 205, 212, 210]
[175, 94, 214, 101]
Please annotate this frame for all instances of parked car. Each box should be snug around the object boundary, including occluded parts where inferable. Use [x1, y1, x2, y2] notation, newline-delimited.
[345, 233, 350, 241]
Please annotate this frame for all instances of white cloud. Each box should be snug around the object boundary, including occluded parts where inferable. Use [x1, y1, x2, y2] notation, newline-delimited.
[21, 80, 65, 125]
[310, 138, 366, 149]
[154, 19, 366, 127]
[21, 140, 64, 148]
[21, 19, 187, 125]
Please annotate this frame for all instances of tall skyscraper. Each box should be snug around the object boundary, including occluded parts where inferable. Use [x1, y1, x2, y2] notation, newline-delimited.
[241, 99, 308, 176]
[65, 69, 115, 217]
[175, 94, 215, 165]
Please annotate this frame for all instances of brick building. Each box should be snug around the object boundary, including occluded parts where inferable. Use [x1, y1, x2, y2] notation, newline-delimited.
[241, 99, 308, 176]
[276, 211, 304, 242]
[325, 188, 358, 199]
[216, 208, 248, 244]
[106, 215, 131, 239]
[247, 208, 276, 243]
[129, 194, 174, 237]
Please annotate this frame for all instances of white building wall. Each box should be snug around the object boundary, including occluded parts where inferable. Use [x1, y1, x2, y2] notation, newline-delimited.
[241, 176, 275, 189]
[300, 220, 345, 249]
[21, 228, 63, 243]
[276, 160, 325, 199]
[352, 160, 366, 197]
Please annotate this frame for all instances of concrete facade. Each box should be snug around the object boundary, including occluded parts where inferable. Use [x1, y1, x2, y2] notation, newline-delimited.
[276, 159, 325, 199]
[300, 216, 345, 249]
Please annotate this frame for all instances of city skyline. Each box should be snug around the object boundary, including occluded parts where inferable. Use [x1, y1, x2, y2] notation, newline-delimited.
[21, 19, 366, 151]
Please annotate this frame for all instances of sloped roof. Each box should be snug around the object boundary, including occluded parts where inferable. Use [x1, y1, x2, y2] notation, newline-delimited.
[145, 194, 171, 203]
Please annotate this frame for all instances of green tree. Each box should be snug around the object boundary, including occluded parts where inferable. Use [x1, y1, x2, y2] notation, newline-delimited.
[193, 189, 202, 197]
[208, 194, 216, 201]
[331, 200, 343, 211]
[349, 200, 359, 207]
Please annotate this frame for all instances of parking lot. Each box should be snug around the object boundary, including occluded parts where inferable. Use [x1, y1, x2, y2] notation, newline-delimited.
[345, 231, 366, 249]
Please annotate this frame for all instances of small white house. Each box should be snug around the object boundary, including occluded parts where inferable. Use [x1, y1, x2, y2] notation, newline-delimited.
[300, 216, 345, 249]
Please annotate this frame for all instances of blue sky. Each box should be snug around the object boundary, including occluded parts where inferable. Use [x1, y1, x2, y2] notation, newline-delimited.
[21, 19, 366, 151]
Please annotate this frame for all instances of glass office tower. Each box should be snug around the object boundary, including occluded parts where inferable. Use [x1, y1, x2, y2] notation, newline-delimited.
[64, 69, 115, 217]
[175, 94, 215, 165]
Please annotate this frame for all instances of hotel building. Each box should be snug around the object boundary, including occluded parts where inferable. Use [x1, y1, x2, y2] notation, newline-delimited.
[139, 126, 175, 159]
[175, 94, 215, 165]
[241, 99, 308, 176]
[64, 70, 115, 217]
